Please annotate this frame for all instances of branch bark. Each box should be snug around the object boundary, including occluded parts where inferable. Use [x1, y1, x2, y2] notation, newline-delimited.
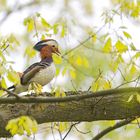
[0, 87, 140, 137]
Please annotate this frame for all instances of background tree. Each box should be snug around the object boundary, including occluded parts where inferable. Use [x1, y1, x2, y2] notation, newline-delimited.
[0, 0, 140, 139]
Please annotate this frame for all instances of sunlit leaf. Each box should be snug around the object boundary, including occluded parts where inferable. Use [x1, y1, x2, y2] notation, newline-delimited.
[103, 80, 112, 89]
[61, 24, 66, 37]
[130, 64, 137, 75]
[115, 40, 128, 53]
[70, 69, 76, 79]
[1, 77, 7, 88]
[53, 24, 59, 34]
[24, 17, 34, 32]
[41, 18, 51, 28]
[59, 122, 68, 132]
[103, 38, 112, 53]
[130, 43, 136, 51]
[62, 67, 67, 76]
[8, 34, 20, 45]
[6, 116, 38, 136]
[83, 57, 89, 68]
[91, 82, 99, 92]
[109, 61, 118, 72]
[92, 34, 97, 43]
[123, 31, 132, 39]
[7, 71, 20, 84]
[127, 95, 134, 102]
[52, 54, 62, 64]
[133, 52, 140, 59]
[0, 90, 5, 96]
[24, 46, 36, 58]
[136, 94, 140, 103]
[0, 66, 6, 75]
[75, 56, 82, 66]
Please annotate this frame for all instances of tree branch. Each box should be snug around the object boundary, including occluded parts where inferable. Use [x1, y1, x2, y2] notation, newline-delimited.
[0, 87, 140, 104]
[92, 118, 135, 140]
[0, 87, 140, 137]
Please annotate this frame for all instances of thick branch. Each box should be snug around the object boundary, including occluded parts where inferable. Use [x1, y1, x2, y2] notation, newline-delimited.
[0, 87, 140, 137]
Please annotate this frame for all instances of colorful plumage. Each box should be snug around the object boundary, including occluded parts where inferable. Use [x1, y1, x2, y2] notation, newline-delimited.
[8, 39, 60, 93]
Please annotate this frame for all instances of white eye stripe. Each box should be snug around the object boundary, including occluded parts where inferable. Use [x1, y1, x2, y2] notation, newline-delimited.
[40, 40, 58, 47]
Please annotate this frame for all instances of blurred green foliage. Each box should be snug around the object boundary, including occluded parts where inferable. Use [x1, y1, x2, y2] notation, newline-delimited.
[0, 0, 139, 139]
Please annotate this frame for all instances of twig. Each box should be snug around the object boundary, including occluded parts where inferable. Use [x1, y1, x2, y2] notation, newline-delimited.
[62, 24, 106, 57]
[2, 44, 10, 52]
[58, 129, 63, 140]
[115, 77, 139, 89]
[62, 7, 121, 58]
[0, 1, 40, 25]
[88, 69, 102, 91]
[92, 118, 135, 140]
[118, 67, 126, 81]
[136, 119, 140, 128]
[63, 122, 80, 140]
[33, 16, 39, 41]
[70, 80, 77, 91]
[0, 87, 20, 99]
[74, 125, 90, 134]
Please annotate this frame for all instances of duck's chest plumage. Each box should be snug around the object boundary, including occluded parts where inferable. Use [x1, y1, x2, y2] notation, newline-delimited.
[29, 63, 56, 85]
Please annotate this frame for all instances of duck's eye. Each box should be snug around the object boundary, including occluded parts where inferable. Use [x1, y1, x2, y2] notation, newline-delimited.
[52, 45, 55, 47]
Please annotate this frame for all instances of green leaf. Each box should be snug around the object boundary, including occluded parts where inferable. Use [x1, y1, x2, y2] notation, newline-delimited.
[91, 82, 99, 92]
[7, 71, 20, 84]
[92, 34, 97, 43]
[70, 69, 76, 79]
[1, 77, 7, 88]
[130, 64, 137, 75]
[109, 61, 118, 72]
[123, 31, 132, 39]
[24, 46, 36, 58]
[61, 24, 66, 37]
[28, 82, 43, 95]
[130, 43, 136, 51]
[36, 12, 41, 17]
[83, 57, 89, 68]
[75, 56, 82, 66]
[115, 40, 128, 53]
[103, 38, 112, 53]
[134, 52, 140, 59]
[59, 122, 68, 132]
[6, 116, 38, 136]
[24, 17, 34, 32]
[8, 34, 20, 45]
[103, 80, 112, 89]
[0, 90, 5, 96]
[52, 54, 62, 64]
[27, 19, 34, 32]
[53, 24, 59, 34]
[127, 95, 134, 102]
[136, 94, 140, 103]
[62, 67, 67, 76]
[41, 18, 51, 28]
[0, 66, 6, 75]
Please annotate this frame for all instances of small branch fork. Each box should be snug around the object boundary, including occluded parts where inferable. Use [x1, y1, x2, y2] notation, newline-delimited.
[62, 122, 80, 140]
[92, 118, 135, 140]
[0, 87, 20, 99]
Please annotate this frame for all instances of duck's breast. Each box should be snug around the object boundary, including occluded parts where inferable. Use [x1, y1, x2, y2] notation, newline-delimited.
[30, 63, 56, 85]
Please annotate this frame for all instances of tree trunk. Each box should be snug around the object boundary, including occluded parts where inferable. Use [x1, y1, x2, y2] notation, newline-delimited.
[0, 87, 140, 137]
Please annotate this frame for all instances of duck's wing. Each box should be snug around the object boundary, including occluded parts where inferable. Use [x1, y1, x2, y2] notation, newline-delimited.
[21, 62, 50, 85]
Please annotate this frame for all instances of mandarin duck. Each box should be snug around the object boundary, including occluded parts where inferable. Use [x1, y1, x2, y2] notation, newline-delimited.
[8, 39, 60, 93]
